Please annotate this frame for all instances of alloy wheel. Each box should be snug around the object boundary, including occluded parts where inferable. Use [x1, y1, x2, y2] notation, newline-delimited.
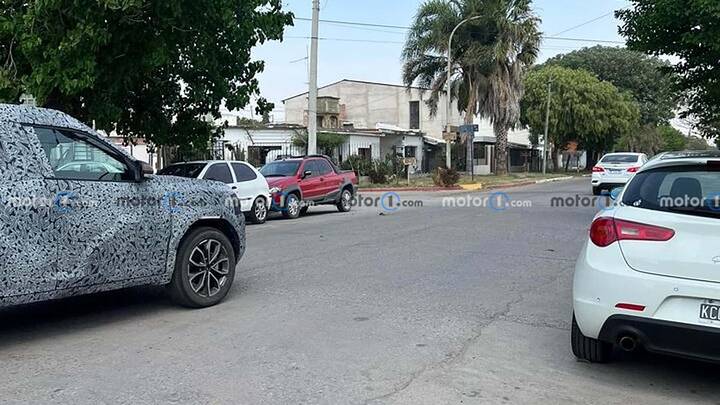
[287, 196, 300, 217]
[341, 190, 351, 210]
[187, 239, 230, 298]
[255, 198, 267, 222]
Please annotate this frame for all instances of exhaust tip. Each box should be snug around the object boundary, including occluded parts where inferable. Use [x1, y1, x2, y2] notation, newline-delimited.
[619, 336, 637, 352]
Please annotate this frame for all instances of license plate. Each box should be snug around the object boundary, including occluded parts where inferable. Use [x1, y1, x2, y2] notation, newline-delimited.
[699, 302, 720, 323]
[607, 169, 621, 173]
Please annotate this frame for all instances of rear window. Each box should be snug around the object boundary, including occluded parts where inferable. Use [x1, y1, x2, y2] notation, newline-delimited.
[601, 154, 640, 164]
[157, 163, 206, 178]
[622, 164, 720, 219]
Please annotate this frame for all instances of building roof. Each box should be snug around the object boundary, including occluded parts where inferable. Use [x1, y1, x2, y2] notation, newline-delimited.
[282, 79, 429, 102]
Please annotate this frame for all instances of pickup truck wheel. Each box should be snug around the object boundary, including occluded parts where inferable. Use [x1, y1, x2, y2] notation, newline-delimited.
[169, 227, 236, 308]
[336, 189, 353, 212]
[247, 196, 268, 224]
[282, 193, 301, 219]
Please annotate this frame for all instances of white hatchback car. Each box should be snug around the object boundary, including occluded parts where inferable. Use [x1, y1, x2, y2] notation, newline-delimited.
[592, 152, 648, 195]
[158, 160, 271, 224]
[573, 151, 720, 363]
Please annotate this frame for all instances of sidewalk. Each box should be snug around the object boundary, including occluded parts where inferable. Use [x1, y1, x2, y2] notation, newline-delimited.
[359, 174, 579, 193]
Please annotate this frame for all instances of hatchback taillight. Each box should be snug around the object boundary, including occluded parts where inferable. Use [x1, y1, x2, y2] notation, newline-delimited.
[590, 217, 675, 247]
[592, 166, 605, 173]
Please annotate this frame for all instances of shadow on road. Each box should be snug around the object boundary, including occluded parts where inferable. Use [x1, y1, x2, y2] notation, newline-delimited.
[0, 286, 174, 348]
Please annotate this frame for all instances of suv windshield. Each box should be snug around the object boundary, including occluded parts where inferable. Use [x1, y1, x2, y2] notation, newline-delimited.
[601, 154, 639, 164]
[157, 163, 206, 178]
[260, 161, 300, 177]
[622, 164, 720, 219]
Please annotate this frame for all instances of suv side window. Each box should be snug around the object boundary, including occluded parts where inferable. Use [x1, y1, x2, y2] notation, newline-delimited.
[204, 163, 234, 184]
[303, 160, 319, 178]
[231, 163, 257, 182]
[33, 127, 132, 181]
[315, 159, 334, 175]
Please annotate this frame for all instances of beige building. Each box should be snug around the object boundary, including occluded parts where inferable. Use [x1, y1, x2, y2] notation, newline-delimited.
[283, 79, 464, 139]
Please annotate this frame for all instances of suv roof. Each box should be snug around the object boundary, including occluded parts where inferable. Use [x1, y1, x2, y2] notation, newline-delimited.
[641, 150, 720, 172]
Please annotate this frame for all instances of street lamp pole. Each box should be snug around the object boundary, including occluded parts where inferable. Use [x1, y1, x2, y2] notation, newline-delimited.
[445, 16, 481, 169]
[542, 79, 553, 175]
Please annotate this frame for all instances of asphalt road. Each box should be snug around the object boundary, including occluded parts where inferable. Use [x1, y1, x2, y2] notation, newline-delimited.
[1, 178, 719, 404]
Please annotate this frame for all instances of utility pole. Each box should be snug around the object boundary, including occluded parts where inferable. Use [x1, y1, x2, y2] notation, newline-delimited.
[307, 0, 320, 155]
[446, 16, 481, 169]
[542, 79, 553, 174]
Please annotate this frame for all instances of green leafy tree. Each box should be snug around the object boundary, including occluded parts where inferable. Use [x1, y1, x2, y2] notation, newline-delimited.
[615, 125, 664, 155]
[686, 136, 711, 151]
[658, 125, 686, 152]
[402, 0, 541, 175]
[521, 65, 640, 168]
[545, 46, 677, 125]
[0, 0, 292, 153]
[618, 1, 720, 142]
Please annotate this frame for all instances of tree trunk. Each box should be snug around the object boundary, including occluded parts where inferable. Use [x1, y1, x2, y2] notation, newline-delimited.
[494, 122, 509, 176]
[465, 83, 477, 176]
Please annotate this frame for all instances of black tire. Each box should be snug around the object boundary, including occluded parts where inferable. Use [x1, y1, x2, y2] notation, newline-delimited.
[282, 193, 301, 219]
[169, 227, 236, 308]
[300, 206, 309, 216]
[592, 186, 602, 196]
[571, 315, 611, 363]
[336, 188, 353, 213]
[247, 196, 268, 224]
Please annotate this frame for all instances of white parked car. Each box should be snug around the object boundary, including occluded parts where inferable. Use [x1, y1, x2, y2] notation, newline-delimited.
[158, 160, 271, 224]
[591, 152, 648, 195]
[573, 150, 720, 363]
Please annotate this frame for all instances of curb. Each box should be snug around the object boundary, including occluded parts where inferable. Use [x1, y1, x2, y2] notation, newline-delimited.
[359, 176, 578, 193]
[534, 176, 575, 184]
[359, 186, 463, 192]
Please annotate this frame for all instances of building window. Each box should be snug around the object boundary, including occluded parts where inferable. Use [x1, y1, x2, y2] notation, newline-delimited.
[358, 147, 372, 161]
[405, 146, 417, 158]
[409, 101, 420, 130]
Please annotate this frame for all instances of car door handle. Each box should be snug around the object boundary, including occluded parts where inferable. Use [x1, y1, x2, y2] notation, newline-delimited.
[231, 186, 238, 190]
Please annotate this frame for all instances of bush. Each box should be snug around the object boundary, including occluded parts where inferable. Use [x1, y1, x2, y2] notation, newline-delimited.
[432, 167, 460, 187]
[341, 155, 372, 177]
[367, 160, 391, 184]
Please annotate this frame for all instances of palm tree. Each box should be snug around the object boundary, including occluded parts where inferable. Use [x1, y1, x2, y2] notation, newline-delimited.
[402, 0, 541, 175]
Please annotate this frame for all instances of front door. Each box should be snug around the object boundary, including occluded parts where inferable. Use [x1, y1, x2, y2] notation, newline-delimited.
[298, 160, 324, 201]
[28, 126, 172, 290]
[0, 122, 58, 298]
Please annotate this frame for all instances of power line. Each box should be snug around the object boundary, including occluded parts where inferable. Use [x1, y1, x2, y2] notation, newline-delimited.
[552, 11, 615, 36]
[293, 16, 624, 44]
[285, 35, 621, 46]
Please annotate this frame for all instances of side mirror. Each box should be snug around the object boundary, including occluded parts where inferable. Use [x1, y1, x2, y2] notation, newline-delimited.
[610, 187, 624, 201]
[132, 161, 153, 181]
[301, 170, 312, 179]
[141, 162, 154, 175]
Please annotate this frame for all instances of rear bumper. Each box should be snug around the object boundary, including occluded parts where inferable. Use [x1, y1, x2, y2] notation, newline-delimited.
[599, 315, 720, 362]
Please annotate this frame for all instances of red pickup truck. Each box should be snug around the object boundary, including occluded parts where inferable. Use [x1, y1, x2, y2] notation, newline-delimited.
[259, 155, 358, 219]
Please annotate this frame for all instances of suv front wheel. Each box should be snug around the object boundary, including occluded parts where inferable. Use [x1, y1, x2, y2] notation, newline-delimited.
[169, 227, 236, 308]
[336, 189, 353, 212]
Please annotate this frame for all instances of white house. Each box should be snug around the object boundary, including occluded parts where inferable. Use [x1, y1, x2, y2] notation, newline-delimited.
[219, 123, 425, 170]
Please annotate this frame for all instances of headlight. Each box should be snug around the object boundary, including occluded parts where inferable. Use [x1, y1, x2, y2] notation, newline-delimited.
[269, 187, 281, 194]
[229, 195, 243, 216]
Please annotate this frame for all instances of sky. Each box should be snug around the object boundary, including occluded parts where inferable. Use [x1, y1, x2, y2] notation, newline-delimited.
[239, 0, 631, 122]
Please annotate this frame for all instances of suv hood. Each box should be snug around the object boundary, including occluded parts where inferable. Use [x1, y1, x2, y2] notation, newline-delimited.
[265, 176, 296, 189]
